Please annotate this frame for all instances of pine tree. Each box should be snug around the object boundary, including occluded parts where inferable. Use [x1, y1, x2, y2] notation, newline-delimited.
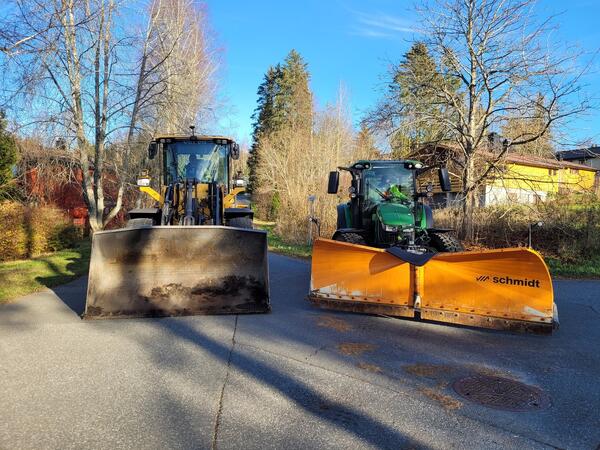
[381, 42, 459, 155]
[248, 50, 313, 194]
[248, 65, 284, 192]
[278, 49, 313, 133]
[0, 110, 17, 197]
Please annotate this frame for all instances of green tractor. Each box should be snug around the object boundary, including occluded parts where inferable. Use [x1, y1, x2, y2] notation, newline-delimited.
[327, 160, 463, 253]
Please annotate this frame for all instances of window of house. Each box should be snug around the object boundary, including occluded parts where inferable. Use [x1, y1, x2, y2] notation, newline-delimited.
[548, 169, 558, 176]
[570, 168, 579, 174]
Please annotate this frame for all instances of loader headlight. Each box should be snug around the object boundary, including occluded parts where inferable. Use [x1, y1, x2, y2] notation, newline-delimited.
[403, 227, 414, 233]
[384, 225, 398, 232]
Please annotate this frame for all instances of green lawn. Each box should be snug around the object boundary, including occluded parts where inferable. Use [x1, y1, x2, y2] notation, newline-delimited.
[0, 240, 91, 303]
[254, 221, 312, 259]
[547, 256, 600, 279]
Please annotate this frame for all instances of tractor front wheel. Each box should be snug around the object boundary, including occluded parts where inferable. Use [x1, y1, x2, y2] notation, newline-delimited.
[429, 232, 463, 252]
[333, 232, 366, 245]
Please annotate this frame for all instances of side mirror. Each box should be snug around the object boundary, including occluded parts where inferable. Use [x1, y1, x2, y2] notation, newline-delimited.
[438, 167, 452, 192]
[148, 142, 158, 160]
[231, 143, 240, 160]
[327, 171, 339, 194]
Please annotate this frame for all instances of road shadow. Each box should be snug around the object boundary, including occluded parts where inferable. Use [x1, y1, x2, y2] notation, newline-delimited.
[144, 317, 427, 449]
[0, 302, 34, 329]
[50, 278, 88, 316]
[32, 244, 90, 316]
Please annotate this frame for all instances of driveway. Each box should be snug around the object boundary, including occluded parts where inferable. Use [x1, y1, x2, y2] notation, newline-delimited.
[1, 254, 599, 449]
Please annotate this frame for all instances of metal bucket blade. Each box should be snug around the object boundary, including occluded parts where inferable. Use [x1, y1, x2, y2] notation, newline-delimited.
[309, 238, 414, 318]
[84, 226, 270, 319]
[420, 248, 555, 333]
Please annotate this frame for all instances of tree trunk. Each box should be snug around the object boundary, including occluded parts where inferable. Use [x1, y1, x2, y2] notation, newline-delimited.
[460, 149, 476, 242]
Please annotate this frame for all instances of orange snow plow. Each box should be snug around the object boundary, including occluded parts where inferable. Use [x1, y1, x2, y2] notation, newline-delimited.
[308, 238, 557, 334]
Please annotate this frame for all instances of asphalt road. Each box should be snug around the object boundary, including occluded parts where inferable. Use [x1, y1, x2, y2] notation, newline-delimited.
[1, 253, 599, 450]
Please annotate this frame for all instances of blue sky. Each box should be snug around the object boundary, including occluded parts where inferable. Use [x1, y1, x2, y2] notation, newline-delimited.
[209, 0, 600, 147]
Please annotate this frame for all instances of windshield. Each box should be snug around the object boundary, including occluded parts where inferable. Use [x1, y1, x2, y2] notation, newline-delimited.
[164, 141, 228, 184]
[363, 165, 414, 205]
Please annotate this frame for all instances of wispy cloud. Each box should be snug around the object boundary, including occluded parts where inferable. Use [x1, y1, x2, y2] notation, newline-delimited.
[351, 10, 421, 38]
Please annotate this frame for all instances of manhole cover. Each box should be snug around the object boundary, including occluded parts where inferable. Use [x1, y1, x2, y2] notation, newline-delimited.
[453, 375, 551, 411]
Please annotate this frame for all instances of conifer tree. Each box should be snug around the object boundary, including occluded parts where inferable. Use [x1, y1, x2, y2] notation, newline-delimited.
[248, 65, 283, 192]
[0, 110, 17, 197]
[248, 50, 313, 194]
[369, 42, 458, 156]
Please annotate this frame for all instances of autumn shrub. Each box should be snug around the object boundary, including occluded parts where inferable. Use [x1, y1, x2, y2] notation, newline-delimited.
[433, 193, 600, 262]
[0, 201, 83, 261]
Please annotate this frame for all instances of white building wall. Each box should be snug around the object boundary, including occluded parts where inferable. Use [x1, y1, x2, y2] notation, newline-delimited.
[484, 186, 547, 206]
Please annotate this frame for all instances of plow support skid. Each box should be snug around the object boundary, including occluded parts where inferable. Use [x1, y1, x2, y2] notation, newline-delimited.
[309, 239, 556, 333]
[85, 226, 270, 319]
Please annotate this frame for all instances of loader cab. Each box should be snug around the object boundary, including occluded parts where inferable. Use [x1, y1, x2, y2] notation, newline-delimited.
[160, 138, 232, 189]
[137, 134, 251, 227]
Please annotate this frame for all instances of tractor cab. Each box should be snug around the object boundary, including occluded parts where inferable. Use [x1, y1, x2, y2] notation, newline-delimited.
[328, 159, 454, 250]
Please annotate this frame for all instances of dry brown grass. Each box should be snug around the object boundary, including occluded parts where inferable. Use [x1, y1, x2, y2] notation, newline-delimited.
[434, 193, 600, 262]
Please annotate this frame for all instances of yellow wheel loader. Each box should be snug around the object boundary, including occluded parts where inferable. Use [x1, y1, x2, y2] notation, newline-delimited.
[309, 160, 558, 333]
[84, 132, 270, 319]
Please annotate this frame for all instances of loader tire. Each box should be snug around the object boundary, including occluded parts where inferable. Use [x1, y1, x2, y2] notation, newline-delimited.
[429, 232, 463, 252]
[229, 216, 253, 229]
[333, 232, 366, 245]
[126, 218, 154, 228]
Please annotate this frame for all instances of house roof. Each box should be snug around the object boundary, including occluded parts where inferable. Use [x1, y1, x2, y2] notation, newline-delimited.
[556, 147, 600, 161]
[500, 152, 597, 172]
[414, 142, 598, 172]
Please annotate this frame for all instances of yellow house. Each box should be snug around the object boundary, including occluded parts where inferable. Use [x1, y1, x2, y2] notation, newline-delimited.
[413, 143, 599, 207]
[485, 153, 598, 205]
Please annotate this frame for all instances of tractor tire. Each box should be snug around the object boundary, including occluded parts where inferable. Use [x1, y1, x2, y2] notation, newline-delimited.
[126, 218, 154, 228]
[333, 232, 366, 245]
[229, 216, 253, 229]
[429, 232, 463, 253]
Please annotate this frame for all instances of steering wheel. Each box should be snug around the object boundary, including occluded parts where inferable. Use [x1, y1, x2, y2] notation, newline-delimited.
[374, 187, 390, 200]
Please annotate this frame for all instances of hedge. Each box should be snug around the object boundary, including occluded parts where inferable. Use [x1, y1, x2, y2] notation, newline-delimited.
[0, 201, 83, 262]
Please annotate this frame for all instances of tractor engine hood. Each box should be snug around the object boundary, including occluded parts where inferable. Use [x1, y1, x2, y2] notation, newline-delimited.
[375, 202, 414, 228]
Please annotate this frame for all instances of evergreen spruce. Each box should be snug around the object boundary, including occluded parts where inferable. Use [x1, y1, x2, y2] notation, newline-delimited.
[0, 110, 17, 197]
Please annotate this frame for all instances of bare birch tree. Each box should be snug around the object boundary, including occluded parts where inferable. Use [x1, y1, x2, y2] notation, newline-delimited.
[375, 0, 591, 239]
[0, 0, 219, 231]
[143, 0, 219, 134]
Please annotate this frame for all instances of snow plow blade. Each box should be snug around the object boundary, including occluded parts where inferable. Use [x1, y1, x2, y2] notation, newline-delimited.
[84, 226, 270, 319]
[308, 238, 556, 334]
